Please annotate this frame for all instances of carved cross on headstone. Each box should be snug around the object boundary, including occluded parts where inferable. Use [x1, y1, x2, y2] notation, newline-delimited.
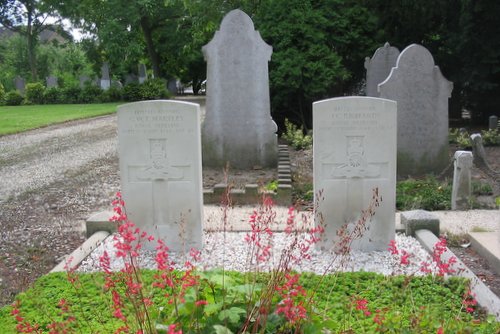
[128, 139, 191, 228]
[321, 136, 388, 221]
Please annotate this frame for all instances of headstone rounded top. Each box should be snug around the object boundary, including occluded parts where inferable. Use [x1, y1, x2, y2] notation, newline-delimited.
[220, 9, 255, 33]
[396, 44, 435, 74]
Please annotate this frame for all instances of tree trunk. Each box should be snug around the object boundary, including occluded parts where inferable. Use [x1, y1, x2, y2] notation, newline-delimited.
[26, 1, 38, 81]
[140, 16, 161, 79]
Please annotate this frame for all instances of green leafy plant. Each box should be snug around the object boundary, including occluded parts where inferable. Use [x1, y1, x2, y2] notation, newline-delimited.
[264, 179, 279, 192]
[0, 82, 5, 104]
[25, 83, 45, 105]
[100, 85, 123, 102]
[396, 177, 452, 210]
[78, 84, 102, 103]
[4, 91, 24, 106]
[282, 119, 312, 150]
[42, 87, 62, 104]
[123, 82, 142, 102]
[472, 180, 493, 196]
[140, 78, 170, 100]
[481, 128, 499, 146]
[449, 127, 499, 148]
[61, 85, 82, 104]
[449, 128, 472, 149]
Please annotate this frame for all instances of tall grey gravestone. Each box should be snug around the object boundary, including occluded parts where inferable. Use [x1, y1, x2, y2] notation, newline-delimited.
[451, 151, 473, 210]
[489, 115, 498, 130]
[100, 62, 111, 90]
[79, 75, 91, 88]
[364, 42, 400, 97]
[117, 100, 203, 252]
[46, 75, 58, 88]
[14, 76, 25, 94]
[202, 9, 277, 169]
[313, 97, 397, 251]
[379, 44, 452, 177]
[138, 64, 147, 84]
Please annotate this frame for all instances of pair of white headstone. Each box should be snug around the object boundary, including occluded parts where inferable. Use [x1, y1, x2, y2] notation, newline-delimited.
[117, 95, 397, 253]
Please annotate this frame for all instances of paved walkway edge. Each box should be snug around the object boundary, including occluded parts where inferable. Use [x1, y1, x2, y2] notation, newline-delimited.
[415, 229, 500, 320]
[51, 231, 110, 273]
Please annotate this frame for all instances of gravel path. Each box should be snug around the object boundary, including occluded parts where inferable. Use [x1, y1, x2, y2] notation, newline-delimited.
[0, 116, 118, 201]
[0, 115, 121, 307]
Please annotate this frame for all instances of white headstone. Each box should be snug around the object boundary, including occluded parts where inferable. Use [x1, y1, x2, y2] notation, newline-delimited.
[313, 97, 397, 251]
[379, 44, 452, 177]
[101, 62, 111, 90]
[202, 9, 277, 169]
[117, 100, 203, 252]
[364, 42, 400, 97]
[451, 151, 473, 210]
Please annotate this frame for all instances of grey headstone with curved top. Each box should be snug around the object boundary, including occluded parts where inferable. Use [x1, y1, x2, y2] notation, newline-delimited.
[364, 42, 400, 97]
[379, 44, 453, 177]
[202, 9, 277, 169]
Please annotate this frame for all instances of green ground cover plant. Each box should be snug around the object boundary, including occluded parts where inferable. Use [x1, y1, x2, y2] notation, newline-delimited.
[0, 191, 498, 333]
[396, 177, 452, 211]
[0, 103, 121, 136]
[0, 271, 495, 333]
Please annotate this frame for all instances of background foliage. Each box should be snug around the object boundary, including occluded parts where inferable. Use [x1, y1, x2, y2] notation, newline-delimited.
[1, 0, 499, 126]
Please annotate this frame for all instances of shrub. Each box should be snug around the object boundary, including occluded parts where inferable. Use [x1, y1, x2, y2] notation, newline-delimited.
[123, 82, 142, 102]
[0, 82, 5, 104]
[25, 82, 45, 104]
[140, 78, 170, 100]
[449, 127, 499, 148]
[61, 85, 82, 104]
[100, 85, 123, 102]
[5, 90, 24, 106]
[448, 128, 471, 149]
[481, 128, 499, 146]
[282, 118, 312, 150]
[43, 87, 62, 104]
[79, 84, 102, 103]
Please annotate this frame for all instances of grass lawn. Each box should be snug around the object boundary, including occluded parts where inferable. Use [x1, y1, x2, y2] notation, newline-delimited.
[0, 103, 121, 136]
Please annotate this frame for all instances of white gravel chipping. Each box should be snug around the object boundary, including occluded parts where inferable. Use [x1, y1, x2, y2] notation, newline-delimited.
[77, 232, 436, 276]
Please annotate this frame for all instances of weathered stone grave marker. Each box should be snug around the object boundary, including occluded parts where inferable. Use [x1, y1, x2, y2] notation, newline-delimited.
[313, 97, 396, 251]
[79, 75, 91, 88]
[138, 63, 147, 84]
[14, 76, 25, 94]
[364, 42, 400, 97]
[100, 62, 111, 90]
[46, 75, 58, 88]
[451, 151, 473, 210]
[379, 44, 452, 177]
[489, 115, 498, 130]
[202, 9, 277, 169]
[117, 100, 203, 251]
